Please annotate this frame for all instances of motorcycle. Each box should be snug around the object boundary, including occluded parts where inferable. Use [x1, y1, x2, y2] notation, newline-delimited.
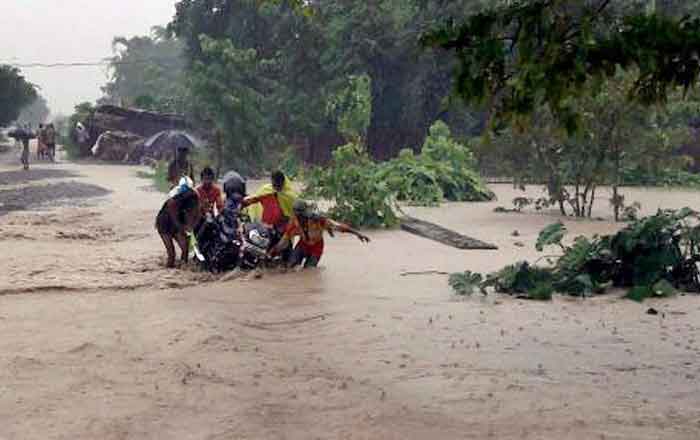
[192, 170, 285, 273]
[194, 212, 282, 273]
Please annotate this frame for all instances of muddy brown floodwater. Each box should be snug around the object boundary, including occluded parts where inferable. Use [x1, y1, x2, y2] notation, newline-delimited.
[1, 142, 700, 439]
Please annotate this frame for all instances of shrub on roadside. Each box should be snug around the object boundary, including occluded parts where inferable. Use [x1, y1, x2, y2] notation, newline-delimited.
[451, 208, 700, 301]
[377, 121, 495, 205]
[135, 161, 171, 193]
[304, 143, 399, 228]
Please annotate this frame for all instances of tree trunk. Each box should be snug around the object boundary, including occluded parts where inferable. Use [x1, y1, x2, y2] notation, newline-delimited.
[588, 185, 596, 218]
[613, 144, 621, 222]
[559, 199, 568, 216]
[574, 181, 582, 217]
[214, 130, 224, 179]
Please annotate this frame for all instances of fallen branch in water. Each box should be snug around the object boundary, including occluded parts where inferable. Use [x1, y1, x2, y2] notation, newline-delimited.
[400, 270, 450, 277]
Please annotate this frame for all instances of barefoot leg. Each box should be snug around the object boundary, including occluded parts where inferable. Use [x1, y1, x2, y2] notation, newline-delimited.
[159, 232, 176, 268]
[175, 232, 189, 265]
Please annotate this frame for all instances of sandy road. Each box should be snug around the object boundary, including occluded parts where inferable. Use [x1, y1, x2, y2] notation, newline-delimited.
[0, 143, 699, 439]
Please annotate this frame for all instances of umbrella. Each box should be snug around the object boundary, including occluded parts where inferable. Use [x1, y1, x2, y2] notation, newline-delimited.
[143, 130, 201, 153]
[128, 130, 202, 164]
[6, 127, 36, 140]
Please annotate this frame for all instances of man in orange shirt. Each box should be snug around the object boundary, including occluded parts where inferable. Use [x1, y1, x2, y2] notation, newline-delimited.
[270, 200, 370, 268]
[196, 167, 224, 216]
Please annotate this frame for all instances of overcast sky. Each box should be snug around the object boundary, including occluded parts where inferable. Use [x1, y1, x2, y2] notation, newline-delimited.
[1, 0, 178, 116]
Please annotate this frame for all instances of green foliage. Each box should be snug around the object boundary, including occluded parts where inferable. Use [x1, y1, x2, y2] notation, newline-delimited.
[327, 74, 372, 142]
[0, 65, 37, 127]
[102, 27, 187, 113]
[135, 161, 171, 193]
[536, 222, 566, 252]
[625, 280, 678, 302]
[169, 0, 492, 160]
[187, 36, 273, 171]
[479, 262, 554, 300]
[276, 146, 305, 179]
[424, 0, 700, 133]
[62, 102, 97, 158]
[17, 95, 50, 127]
[480, 72, 692, 219]
[306, 120, 494, 219]
[622, 167, 700, 187]
[420, 121, 495, 202]
[449, 271, 483, 296]
[452, 208, 700, 301]
[376, 149, 444, 206]
[377, 121, 494, 205]
[305, 143, 399, 228]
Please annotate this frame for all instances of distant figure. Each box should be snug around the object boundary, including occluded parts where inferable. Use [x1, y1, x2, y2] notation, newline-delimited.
[44, 123, 57, 162]
[20, 136, 30, 170]
[36, 124, 47, 160]
[75, 122, 89, 144]
[167, 145, 195, 187]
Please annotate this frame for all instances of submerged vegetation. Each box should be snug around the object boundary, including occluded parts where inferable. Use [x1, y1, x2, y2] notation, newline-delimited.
[451, 208, 700, 301]
[305, 121, 493, 227]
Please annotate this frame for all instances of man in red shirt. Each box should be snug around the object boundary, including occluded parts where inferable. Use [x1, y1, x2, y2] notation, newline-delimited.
[196, 167, 224, 216]
[241, 171, 290, 229]
[270, 200, 370, 268]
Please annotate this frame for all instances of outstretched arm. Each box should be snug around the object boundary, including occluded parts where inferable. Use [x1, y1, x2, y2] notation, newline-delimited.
[241, 194, 265, 208]
[269, 236, 292, 256]
[328, 220, 370, 243]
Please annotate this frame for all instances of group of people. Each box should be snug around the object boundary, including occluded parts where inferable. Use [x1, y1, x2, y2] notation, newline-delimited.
[15, 122, 57, 171]
[36, 123, 58, 162]
[156, 144, 370, 269]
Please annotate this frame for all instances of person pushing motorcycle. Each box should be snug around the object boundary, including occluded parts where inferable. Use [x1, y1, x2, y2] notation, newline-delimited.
[269, 200, 370, 268]
[242, 170, 297, 258]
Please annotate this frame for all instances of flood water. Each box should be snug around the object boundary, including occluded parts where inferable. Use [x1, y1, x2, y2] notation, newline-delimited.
[1, 144, 699, 439]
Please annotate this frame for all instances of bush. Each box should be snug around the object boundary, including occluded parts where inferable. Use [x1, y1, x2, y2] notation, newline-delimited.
[305, 143, 399, 228]
[376, 121, 495, 205]
[303, 121, 495, 227]
[376, 149, 444, 206]
[60, 137, 82, 160]
[421, 121, 495, 202]
[135, 161, 171, 193]
[451, 208, 700, 301]
[622, 166, 700, 188]
[276, 146, 305, 179]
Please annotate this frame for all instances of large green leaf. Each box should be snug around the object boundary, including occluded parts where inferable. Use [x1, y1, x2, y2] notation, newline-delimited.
[536, 222, 567, 251]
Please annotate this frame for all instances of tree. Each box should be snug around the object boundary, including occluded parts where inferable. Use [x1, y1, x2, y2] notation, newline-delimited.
[102, 27, 187, 113]
[326, 74, 372, 143]
[169, 0, 492, 162]
[0, 65, 37, 127]
[187, 36, 274, 173]
[484, 72, 691, 219]
[17, 95, 50, 127]
[424, 0, 700, 133]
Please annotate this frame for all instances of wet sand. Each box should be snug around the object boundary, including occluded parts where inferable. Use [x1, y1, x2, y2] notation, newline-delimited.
[1, 143, 700, 439]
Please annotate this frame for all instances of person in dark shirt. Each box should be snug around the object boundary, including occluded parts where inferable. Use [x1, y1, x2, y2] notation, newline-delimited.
[155, 188, 201, 268]
[167, 145, 195, 187]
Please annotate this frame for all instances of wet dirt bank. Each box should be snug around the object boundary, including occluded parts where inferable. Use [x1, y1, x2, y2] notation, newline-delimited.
[0, 143, 213, 295]
[1, 145, 699, 439]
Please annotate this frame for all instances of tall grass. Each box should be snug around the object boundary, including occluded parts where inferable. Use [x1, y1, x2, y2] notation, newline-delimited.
[135, 161, 171, 193]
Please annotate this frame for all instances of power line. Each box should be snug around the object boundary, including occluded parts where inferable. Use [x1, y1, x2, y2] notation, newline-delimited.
[2, 58, 181, 69]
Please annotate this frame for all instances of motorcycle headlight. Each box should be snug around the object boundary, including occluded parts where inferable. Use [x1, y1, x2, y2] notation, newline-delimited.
[248, 230, 269, 248]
